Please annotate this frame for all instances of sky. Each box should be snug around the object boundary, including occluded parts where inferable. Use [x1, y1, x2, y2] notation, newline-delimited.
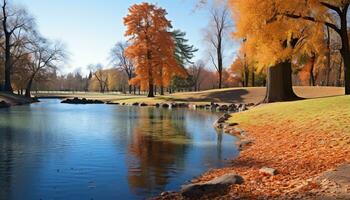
[15, 0, 238, 76]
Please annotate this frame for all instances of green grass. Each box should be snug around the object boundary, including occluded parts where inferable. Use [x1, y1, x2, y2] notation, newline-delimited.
[229, 95, 350, 135]
[36, 86, 345, 105]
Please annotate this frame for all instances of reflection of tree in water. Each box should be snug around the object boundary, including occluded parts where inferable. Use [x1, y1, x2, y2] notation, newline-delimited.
[127, 108, 191, 193]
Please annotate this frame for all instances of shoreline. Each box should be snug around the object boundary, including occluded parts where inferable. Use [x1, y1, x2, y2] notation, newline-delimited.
[154, 96, 350, 199]
[0, 92, 38, 109]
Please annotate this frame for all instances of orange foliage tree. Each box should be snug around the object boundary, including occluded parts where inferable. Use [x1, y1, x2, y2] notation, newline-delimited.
[229, 0, 328, 102]
[124, 3, 186, 97]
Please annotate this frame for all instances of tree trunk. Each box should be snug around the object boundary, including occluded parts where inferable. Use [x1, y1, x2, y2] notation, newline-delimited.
[218, 71, 222, 89]
[160, 86, 164, 95]
[340, 10, 350, 94]
[309, 53, 316, 86]
[251, 69, 255, 87]
[263, 61, 299, 103]
[148, 83, 154, 97]
[25, 76, 34, 98]
[244, 69, 249, 87]
[325, 26, 331, 86]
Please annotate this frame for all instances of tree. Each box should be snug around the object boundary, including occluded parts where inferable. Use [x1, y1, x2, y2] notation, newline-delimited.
[281, 1, 350, 94]
[124, 3, 186, 97]
[205, 4, 231, 89]
[111, 42, 135, 94]
[89, 64, 109, 93]
[188, 60, 205, 91]
[172, 29, 198, 67]
[25, 36, 65, 97]
[1, 0, 34, 92]
[230, 0, 327, 102]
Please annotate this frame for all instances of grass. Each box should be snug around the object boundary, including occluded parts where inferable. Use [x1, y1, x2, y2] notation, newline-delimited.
[229, 95, 350, 135]
[36, 86, 345, 105]
[178, 95, 350, 199]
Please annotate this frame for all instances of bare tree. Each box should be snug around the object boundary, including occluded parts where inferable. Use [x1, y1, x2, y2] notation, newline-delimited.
[1, 0, 34, 92]
[189, 60, 204, 91]
[205, 4, 231, 89]
[25, 35, 66, 97]
[110, 42, 135, 94]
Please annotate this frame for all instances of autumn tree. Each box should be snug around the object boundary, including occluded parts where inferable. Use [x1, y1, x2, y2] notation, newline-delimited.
[89, 64, 109, 93]
[281, 1, 350, 94]
[230, 0, 328, 102]
[205, 4, 231, 89]
[124, 3, 186, 97]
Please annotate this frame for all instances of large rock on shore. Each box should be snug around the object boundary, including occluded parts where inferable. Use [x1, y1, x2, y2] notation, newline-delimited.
[181, 173, 244, 198]
[61, 97, 104, 104]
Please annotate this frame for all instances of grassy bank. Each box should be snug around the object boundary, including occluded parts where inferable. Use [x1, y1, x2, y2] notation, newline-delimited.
[156, 95, 350, 199]
[35, 86, 344, 105]
[0, 92, 34, 106]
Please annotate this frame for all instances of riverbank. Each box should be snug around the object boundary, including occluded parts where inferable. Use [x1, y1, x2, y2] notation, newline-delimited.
[35, 86, 344, 106]
[0, 92, 36, 108]
[155, 95, 350, 199]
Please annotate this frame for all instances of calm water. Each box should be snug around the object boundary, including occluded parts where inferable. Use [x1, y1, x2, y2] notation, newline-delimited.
[0, 99, 238, 200]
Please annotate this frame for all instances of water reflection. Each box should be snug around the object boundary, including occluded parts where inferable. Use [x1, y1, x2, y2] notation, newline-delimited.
[128, 108, 190, 193]
[0, 100, 238, 200]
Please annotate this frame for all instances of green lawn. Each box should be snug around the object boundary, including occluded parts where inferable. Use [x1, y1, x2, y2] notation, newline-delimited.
[229, 95, 350, 136]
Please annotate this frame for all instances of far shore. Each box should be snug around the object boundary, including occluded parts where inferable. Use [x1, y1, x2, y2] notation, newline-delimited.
[34, 86, 345, 106]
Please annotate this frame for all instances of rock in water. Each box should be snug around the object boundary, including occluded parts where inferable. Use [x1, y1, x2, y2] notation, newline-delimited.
[181, 173, 244, 198]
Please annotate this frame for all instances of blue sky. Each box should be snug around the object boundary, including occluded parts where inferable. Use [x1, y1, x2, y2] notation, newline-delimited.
[16, 0, 238, 75]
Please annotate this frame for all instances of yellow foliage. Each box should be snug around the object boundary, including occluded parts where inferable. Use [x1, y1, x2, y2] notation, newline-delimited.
[229, 0, 329, 71]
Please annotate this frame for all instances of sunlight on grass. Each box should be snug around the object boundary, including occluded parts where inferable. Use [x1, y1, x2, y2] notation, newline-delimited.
[230, 96, 350, 135]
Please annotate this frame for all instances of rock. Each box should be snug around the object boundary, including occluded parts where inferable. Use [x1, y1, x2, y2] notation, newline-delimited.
[237, 140, 253, 150]
[259, 167, 278, 176]
[140, 103, 147, 107]
[0, 101, 10, 108]
[228, 104, 238, 112]
[155, 103, 160, 107]
[218, 105, 229, 111]
[181, 173, 244, 198]
[162, 103, 169, 108]
[170, 103, 178, 108]
[106, 102, 119, 105]
[61, 98, 104, 104]
[238, 104, 248, 112]
[177, 103, 189, 108]
[132, 102, 139, 106]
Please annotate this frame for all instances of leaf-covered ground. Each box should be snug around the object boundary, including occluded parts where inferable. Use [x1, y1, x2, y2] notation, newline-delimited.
[155, 95, 350, 199]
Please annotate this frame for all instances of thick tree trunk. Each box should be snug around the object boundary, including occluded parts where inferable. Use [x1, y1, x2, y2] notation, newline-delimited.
[128, 85, 132, 94]
[148, 83, 154, 97]
[160, 86, 164, 95]
[340, 9, 350, 94]
[263, 61, 299, 103]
